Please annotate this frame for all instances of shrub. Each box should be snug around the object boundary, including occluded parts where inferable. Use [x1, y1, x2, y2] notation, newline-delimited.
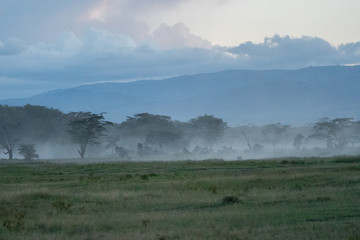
[222, 196, 240, 205]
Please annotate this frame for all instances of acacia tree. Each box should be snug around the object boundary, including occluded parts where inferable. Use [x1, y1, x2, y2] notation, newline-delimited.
[68, 112, 112, 159]
[188, 115, 227, 147]
[309, 118, 355, 149]
[119, 113, 185, 152]
[120, 113, 174, 136]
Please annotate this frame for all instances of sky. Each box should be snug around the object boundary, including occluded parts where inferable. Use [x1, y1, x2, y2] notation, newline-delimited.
[0, 0, 360, 99]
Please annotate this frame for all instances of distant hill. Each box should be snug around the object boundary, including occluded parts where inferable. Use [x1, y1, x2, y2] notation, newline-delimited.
[1, 65, 360, 125]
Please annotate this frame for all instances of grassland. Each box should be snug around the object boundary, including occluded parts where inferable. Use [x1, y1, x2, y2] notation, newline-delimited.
[0, 156, 359, 239]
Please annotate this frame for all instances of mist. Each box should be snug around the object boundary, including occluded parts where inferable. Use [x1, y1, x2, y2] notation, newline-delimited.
[1, 105, 359, 163]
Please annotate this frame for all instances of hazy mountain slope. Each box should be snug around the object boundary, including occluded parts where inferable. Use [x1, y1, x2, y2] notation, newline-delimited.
[1, 65, 359, 125]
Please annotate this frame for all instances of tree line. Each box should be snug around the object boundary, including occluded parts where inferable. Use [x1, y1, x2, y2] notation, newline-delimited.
[1, 105, 360, 160]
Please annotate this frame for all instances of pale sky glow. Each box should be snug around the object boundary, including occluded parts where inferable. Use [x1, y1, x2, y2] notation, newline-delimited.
[83, 0, 360, 46]
[0, 0, 359, 99]
[88, 1, 109, 22]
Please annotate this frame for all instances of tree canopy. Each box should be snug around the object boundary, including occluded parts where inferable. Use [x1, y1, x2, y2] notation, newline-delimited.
[1, 104, 360, 160]
[188, 114, 227, 147]
[68, 112, 112, 159]
[309, 118, 359, 149]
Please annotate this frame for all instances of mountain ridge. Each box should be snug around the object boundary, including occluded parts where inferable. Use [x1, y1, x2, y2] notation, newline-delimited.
[1, 65, 359, 126]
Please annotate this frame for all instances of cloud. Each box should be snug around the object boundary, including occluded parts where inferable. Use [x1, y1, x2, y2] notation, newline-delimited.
[338, 42, 360, 64]
[0, 38, 25, 55]
[1, 0, 359, 102]
[1, 0, 360, 48]
[0, 31, 360, 100]
[0, 28, 232, 91]
[82, 28, 137, 53]
[152, 22, 212, 49]
[93, 0, 184, 19]
[227, 35, 347, 68]
[26, 32, 83, 58]
[83, 0, 186, 43]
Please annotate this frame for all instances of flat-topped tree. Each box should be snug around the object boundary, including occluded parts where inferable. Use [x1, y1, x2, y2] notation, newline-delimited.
[68, 112, 112, 159]
[309, 118, 357, 149]
[188, 115, 227, 148]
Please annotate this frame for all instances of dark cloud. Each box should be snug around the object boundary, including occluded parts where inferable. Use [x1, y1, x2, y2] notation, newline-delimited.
[0, 31, 359, 100]
[0, 29, 230, 83]
[228, 35, 342, 68]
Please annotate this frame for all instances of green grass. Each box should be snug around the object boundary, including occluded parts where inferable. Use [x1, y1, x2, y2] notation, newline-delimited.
[0, 156, 359, 239]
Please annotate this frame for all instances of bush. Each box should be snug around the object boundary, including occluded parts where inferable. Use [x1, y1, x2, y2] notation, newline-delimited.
[140, 175, 149, 181]
[222, 196, 240, 204]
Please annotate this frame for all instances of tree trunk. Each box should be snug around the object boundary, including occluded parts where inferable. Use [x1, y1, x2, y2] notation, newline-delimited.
[8, 149, 13, 160]
[78, 149, 85, 159]
[242, 132, 253, 152]
[78, 144, 87, 159]
[4, 147, 13, 160]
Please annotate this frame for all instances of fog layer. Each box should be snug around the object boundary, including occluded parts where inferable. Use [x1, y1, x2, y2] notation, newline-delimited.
[1, 106, 359, 162]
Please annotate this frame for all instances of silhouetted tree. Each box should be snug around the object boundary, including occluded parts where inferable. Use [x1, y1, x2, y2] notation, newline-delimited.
[0, 106, 23, 159]
[309, 118, 355, 149]
[68, 112, 112, 159]
[0, 125, 19, 160]
[18, 144, 39, 161]
[119, 113, 187, 152]
[120, 113, 173, 136]
[0, 105, 69, 160]
[188, 115, 227, 147]
[21, 104, 68, 142]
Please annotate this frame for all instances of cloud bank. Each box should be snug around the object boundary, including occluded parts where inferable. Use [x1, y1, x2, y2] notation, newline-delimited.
[0, 26, 360, 99]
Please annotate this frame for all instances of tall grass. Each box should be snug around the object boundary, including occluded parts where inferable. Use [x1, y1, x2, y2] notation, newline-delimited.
[0, 157, 359, 239]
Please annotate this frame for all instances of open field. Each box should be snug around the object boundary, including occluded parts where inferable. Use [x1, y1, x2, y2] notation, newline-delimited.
[0, 157, 359, 239]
